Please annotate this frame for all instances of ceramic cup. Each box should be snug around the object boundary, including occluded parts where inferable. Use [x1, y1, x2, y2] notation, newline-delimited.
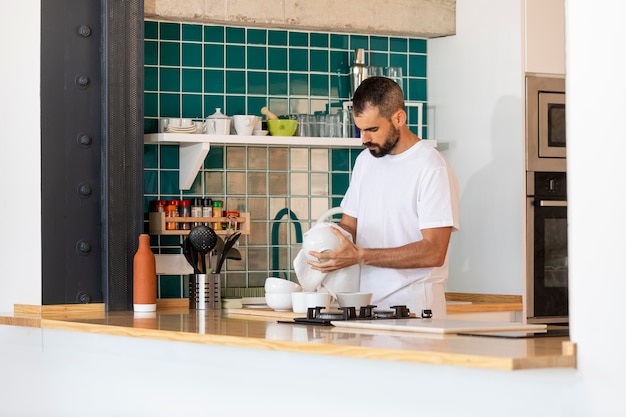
[180, 118, 194, 127]
[305, 292, 331, 310]
[291, 292, 308, 313]
[232, 115, 257, 136]
[206, 117, 231, 135]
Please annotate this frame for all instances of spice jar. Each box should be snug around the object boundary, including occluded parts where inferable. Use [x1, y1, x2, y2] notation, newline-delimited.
[179, 199, 191, 230]
[153, 199, 166, 212]
[212, 200, 223, 230]
[226, 210, 240, 231]
[191, 198, 202, 227]
[202, 198, 212, 226]
[165, 204, 179, 230]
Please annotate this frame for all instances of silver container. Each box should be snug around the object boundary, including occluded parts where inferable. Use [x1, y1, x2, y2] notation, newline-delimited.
[350, 48, 368, 97]
[189, 273, 221, 310]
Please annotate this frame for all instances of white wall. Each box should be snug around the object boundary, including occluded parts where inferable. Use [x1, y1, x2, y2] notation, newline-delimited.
[428, 0, 525, 294]
[567, 0, 626, 413]
[0, 2, 41, 311]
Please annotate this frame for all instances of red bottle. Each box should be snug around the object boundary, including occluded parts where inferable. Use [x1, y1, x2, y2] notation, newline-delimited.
[133, 234, 157, 312]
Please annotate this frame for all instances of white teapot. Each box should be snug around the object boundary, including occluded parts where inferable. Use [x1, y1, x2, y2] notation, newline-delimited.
[205, 108, 231, 135]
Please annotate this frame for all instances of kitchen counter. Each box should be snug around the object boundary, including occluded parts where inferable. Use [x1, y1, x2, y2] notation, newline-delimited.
[0, 301, 575, 371]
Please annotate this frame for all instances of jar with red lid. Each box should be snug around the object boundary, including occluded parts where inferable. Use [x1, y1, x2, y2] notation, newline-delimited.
[225, 210, 240, 231]
[153, 200, 166, 212]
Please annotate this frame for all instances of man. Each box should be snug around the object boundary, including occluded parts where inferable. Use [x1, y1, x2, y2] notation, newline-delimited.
[308, 76, 460, 318]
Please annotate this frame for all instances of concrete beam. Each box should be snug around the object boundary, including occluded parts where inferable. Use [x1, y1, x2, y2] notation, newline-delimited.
[145, 0, 456, 38]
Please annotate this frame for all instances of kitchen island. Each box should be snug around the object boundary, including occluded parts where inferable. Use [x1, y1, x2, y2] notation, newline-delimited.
[0, 302, 574, 371]
[0, 303, 579, 416]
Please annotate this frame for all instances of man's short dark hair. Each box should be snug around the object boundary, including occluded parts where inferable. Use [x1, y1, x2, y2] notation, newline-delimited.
[352, 76, 405, 119]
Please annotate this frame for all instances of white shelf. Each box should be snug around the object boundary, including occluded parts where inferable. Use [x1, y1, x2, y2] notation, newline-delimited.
[144, 133, 363, 190]
[144, 133, 363, 147]
[143, 133, 437, 190]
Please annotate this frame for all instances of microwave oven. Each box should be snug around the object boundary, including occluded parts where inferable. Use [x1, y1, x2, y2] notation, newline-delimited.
[526, 75, 566, 172]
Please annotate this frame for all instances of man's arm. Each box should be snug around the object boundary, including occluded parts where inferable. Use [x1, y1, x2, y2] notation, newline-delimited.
[308, 213, 452, 272]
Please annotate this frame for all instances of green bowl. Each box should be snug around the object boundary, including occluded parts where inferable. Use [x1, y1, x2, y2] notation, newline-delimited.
[267, 119, 298, 136]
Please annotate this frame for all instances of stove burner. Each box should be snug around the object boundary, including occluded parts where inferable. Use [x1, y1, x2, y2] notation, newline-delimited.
[286, 304, 414, 326]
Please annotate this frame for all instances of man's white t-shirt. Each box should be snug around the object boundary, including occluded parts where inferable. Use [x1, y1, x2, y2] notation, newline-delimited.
[341, 140, 460, 317]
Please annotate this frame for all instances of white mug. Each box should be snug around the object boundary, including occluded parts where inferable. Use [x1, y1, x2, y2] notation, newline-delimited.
[232, 115, 257, 136]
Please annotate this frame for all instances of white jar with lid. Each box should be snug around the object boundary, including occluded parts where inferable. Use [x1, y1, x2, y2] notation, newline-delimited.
[206, 108, 231, 135]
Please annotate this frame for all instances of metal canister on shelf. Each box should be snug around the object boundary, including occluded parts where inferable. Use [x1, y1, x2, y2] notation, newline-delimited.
[165, 204, 178, 230]
[179, 199, 191, 230]
[212, 200, 223, 230]
[202, 198, 212, 226]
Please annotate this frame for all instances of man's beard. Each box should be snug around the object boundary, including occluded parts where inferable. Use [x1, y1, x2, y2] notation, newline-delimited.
[365, 124, 400, 158]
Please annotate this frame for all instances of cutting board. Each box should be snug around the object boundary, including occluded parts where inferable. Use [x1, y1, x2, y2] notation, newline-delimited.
[330, 318, 547, 334]
[225, 307, 302, 320]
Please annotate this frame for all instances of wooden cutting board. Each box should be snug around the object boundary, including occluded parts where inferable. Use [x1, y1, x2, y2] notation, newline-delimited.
[225, 307, 302, 320]
[330, 318, 547, 334]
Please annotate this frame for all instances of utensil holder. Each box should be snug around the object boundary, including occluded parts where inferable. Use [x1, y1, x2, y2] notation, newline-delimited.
[189, 273, 221, 310]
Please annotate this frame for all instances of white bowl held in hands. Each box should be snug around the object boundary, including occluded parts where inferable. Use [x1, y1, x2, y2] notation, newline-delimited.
[265, 293, 293, 311]
[264, 277, 302, 294]
[336, 292, 373, 308]
[302, 223, 341, 262]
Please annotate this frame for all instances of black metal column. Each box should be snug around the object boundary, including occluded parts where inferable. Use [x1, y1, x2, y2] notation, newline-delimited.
[40, 0, 144, 310]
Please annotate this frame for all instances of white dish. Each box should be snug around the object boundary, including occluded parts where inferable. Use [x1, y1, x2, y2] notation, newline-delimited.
[253, 130, 269, 136]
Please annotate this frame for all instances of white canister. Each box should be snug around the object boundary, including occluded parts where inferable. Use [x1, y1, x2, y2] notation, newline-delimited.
[206, 108, 231, 135]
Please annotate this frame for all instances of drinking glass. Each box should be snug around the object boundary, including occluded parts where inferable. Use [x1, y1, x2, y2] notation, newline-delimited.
[367, 66, 384, 77]
[385, 66, 403, 89]
[296, 114, 311, 137]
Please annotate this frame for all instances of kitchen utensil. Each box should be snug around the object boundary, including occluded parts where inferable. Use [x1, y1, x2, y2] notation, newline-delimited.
[267, 119, 297, 136]
[265, 293, 293, 311]
[264, 277, 302, 294]
[232, 115, 258, 136]
[261, 106, 278, 120]
[302, 222, 341, 262]
[188, 225, 218, 274]
[225, 247, 242, 260]
[336, 292, 373, 308]
[182, 237, 199, 273]
[215, 231, 241, 273]
[206, 108, 231, 135]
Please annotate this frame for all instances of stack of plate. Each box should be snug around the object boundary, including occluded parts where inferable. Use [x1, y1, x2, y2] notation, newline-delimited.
[165, 125, 196, 134]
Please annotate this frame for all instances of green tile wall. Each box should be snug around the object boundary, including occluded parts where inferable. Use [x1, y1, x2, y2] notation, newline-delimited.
[144, 20, 428, 298]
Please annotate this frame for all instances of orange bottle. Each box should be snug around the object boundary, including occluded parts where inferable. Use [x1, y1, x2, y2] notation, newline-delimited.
[133, 234, 157, 312]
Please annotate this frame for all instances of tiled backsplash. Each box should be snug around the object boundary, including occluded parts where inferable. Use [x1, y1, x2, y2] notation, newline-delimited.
[143, 20, 428, 298]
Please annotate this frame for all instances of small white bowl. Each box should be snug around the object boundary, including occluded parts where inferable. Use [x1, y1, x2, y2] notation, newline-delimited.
[265, 293, 293, 311]
[253, 130, 269, 136]
[264, 277, 302, 294]
[302, 223, 341, 262]
[336, 292, 373, 308]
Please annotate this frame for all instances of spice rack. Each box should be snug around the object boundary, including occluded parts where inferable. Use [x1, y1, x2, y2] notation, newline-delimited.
[148, 212, 250, 236]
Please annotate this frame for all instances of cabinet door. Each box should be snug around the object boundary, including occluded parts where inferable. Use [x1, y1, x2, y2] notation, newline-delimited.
[525, 0, 565, 75]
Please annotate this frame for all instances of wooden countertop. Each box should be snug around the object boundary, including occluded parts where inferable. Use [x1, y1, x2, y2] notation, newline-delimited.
[0, 300, 575, 371]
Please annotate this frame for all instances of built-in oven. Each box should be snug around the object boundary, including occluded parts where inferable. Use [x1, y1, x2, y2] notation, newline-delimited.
[526, 75, 566, 172]
[525, 74, 568, 325]
[526, 172, 568, 324]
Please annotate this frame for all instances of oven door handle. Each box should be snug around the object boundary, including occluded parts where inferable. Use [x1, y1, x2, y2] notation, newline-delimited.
[537, 200, 567, 207]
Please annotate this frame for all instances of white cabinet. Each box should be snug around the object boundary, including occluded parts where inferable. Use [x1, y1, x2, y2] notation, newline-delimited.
[524, 0, 566, 75]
